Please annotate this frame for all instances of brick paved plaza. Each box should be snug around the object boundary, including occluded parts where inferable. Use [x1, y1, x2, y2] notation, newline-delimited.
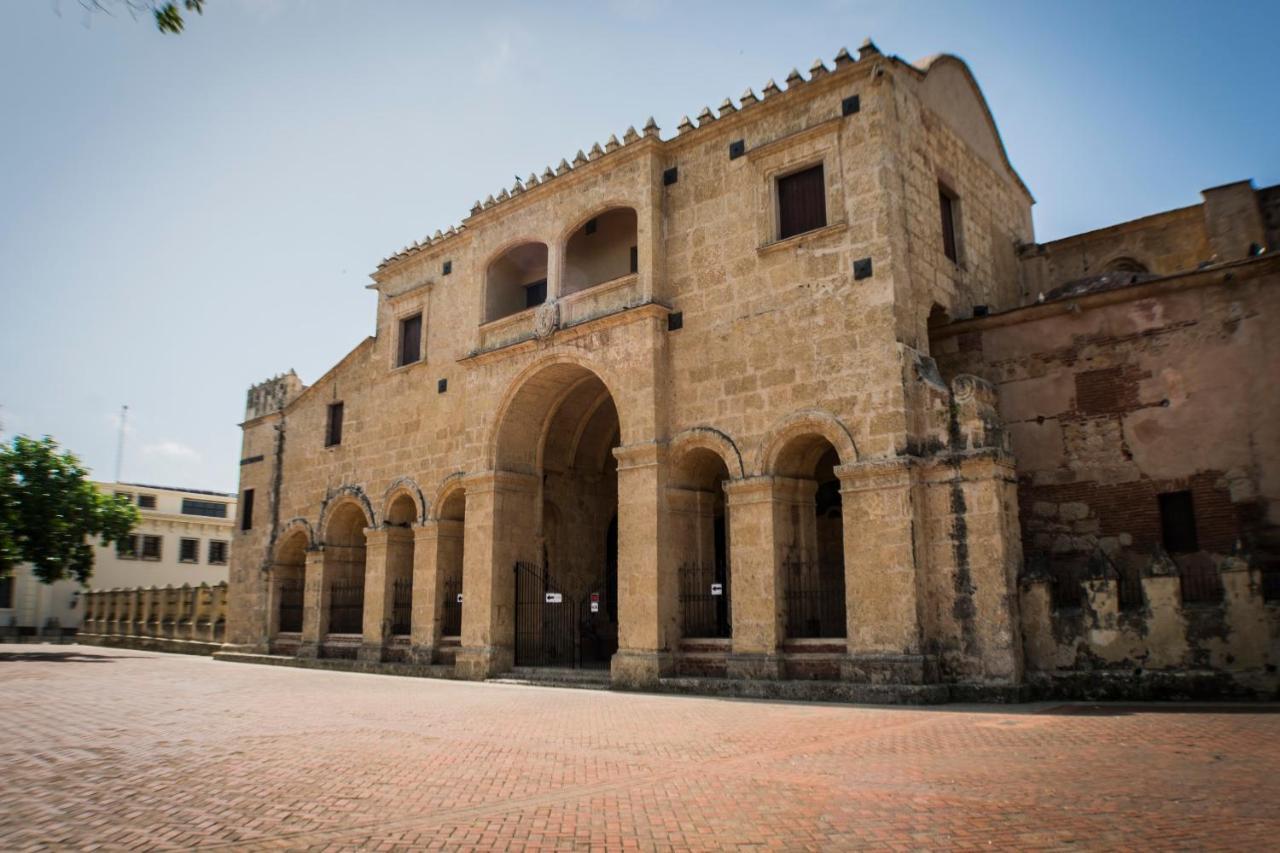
[1, 645, 1277, 850]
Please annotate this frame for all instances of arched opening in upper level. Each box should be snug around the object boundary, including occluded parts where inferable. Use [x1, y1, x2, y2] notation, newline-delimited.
[486, 241, 548, 323]
[563, 207, 638, 296]
[1106, 257, 1148, 274]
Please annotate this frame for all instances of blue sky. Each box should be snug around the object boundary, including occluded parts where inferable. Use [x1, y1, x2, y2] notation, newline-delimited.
[1, 0, 1277, 492]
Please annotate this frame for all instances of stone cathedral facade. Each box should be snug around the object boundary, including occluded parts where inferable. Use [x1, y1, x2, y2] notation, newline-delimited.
[221, 40, 1280, 701]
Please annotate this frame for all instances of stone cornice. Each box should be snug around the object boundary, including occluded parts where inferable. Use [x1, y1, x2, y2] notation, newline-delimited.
[460, 302, 670, 367]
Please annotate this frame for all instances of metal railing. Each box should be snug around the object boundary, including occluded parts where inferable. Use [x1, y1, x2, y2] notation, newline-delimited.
[391, 577, 412, 636]
[783, 555, 846, 639]
[441, 578, 462, 636]
[678, 562, 731, 638]
[328, 580, 365, 634]
[278, 580, 304, 632]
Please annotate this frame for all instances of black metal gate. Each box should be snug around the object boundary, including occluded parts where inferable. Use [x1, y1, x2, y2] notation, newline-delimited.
[514, 561, 578, 667]
[328, 580, 364, 634]
[783, 554, 846, 638]
[441, 577, 462, 636]
[679, 562, 732, 638]
[278, 579, 304, 632]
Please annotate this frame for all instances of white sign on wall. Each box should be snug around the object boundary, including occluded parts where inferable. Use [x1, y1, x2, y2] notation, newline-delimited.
[545, 592, 563, 604]
[456, 594, 463, 604]
[710, 583, 724, 596]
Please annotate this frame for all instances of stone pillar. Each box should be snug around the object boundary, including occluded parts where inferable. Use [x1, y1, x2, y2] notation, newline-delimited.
[723, 477, 795, 679]
[837, 458, 930, 683]
[190, 584, 209, 642]
[298, 548, 327, 659]
[409, 522, 441, 662]
[123, 588, 138, 636]
[210, 583, 228, 643]
[455, 471, 538, 679]
[360, 528, 393, 662]
[612, 442, 675, 688]
[1202, 180, 1265, 262]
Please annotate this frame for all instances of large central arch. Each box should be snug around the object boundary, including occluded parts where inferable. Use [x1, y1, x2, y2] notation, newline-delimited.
[476, 357, 624, 671]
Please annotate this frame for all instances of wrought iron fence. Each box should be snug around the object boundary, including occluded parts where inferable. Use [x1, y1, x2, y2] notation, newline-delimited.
[440, 577, 462, 636]
[328, 580, 365, 634]
[514, 561, 577, 667]
[783, 555, 846, 639]
[278, 580, 304, 632]
[678, 562, 731, 638]
[1048, 558, 1086, 610]
[391, 577, 412, 636]
[1116, 564, 1144, 611]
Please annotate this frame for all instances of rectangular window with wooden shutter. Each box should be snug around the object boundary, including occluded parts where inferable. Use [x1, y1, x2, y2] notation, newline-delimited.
[777, 164, 827, 240]
[398, 313, 422, 366]
[326, 402, 344, 447]
[939, 183, 959, 263]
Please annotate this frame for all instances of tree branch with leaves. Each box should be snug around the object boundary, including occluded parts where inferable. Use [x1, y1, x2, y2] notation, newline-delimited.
[76, 0, 205, 34]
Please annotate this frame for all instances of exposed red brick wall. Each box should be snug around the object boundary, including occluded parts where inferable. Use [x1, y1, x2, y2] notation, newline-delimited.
[1073, 366, 1147, 416]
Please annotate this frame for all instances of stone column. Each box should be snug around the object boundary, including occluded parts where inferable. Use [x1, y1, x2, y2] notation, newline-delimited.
[122, 589, 137, 636]
[409, 522, 441, 663]
[723, 478, 788, 679]
[455, 471, 538, 679]
[611, 442, 675, 688]
[836, 458, 930, 684]
[210, 583, 228, 643]
[190, 584, 209, 642]
[360, 527, 393, 662]
[298, 547, 327, 659]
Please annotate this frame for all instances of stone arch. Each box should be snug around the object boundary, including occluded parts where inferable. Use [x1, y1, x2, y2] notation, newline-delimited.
[429, 472, 468, 521]
[561, 205, 640, 296]
[1105, 256, 1148, 274]
[488, 352, 625, 474]
[382, 477, 426, 526]
[274, 517, 316, 553]
[669, 427, 745, 483]
[759, 410, 858, 477]
[318, 487, 375, 543]
[485, 239, 549, 323]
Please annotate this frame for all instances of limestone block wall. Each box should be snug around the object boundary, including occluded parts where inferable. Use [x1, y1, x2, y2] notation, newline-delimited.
[933, 255, 1280, 696]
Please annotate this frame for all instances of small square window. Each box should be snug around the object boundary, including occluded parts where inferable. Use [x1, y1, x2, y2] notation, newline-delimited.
[141, 535, 162, 561]
[116, 535, 139, 560]
[777, 164, 827, 240]
[442, 260, 452, 276]
[179, 538, 199, 564]
[137, 495, 156, 509]
[208, 540, 228, 565]
[326, 402, 344, 447]
[437, 378, 448, 394]
[398, 313, 422, 366]
[728, 139, 745, 159]
[114, 491, 133, 503]
[663, 166, 678, 186]
[525, 279, 547, 309]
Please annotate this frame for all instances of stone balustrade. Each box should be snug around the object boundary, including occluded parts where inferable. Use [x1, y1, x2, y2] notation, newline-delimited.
[79, 583, 228, 654]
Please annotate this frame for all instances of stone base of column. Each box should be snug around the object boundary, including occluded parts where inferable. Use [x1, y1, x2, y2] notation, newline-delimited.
[726, 652, 784, 680]
[296, 641, 320, 660]
[357, 643, 385, 663]
[455, 645, 512, 680]
[407, 643, 437, 665]
[218, 642, 267, 655]
[610, 649, 673, 689]
[841, 653, 939, 685]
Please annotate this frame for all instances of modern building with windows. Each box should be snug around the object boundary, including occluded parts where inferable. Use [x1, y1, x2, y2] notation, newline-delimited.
[223, 41, 1279, 700]
[1, 482, 235, 636]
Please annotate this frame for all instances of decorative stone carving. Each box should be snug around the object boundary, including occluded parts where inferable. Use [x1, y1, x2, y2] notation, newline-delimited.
[533, 300, 560, 340]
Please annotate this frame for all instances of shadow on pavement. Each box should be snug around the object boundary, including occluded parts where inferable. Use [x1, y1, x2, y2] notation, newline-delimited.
[0, 651, 141, 663]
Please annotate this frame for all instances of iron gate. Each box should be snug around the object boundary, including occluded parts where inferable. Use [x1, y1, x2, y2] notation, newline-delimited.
[678, 562, 732, 638]
[278, 579, 304, 632]
[514, 561, 578, 667]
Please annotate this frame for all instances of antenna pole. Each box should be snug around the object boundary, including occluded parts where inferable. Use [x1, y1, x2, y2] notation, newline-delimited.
[114, 405, 128, 484]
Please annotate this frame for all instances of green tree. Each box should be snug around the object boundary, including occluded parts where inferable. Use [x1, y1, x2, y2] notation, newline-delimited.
[0, 436, 139, 585]
[79, 1, 205, 34]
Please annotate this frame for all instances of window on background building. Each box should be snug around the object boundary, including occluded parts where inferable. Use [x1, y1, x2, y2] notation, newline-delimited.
[938, 183, 961, 264]
[1159, 491, 1199, 554]
[114, 491, 133, 503]
[137, 494, 156, 509]
[179, 538, 199, 563]
[326, 402, 344, 447]
[116, 535, 139, 559]
[0, 575, 12, 609]
[141, 535, 162, 561]
[777, 164, 827, 240]
[241, 489, 255, 531]
[208, 540, 228, 565]
[181, 498, 227, 518]
[398, 313, 422, 366]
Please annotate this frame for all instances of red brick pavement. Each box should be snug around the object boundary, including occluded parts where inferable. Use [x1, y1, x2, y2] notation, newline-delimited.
[0, 644, 1276, 850]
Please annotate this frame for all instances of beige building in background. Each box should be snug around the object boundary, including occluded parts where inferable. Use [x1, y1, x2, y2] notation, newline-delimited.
[2, 482, 234, 635]
[221, 40, 1279, 701]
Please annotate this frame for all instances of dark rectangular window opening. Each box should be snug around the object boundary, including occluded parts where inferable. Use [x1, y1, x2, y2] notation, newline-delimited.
[437, 377, 448, 394]
[208, 540, 228, 565]
[442, 260, 452, 275]
[241, 488, 255, 532]
[141, 535, 162, 561]
[668, 311, 683, 331]
[1159, 491, 1199, 554]
[138, 494, 156, 509]
[326, 402, 344, 448]
[777, 164, 827, 240]
[663, 166, 678, 186]
[629, 246, 638, 274]
[181, 498, 227, 518]
[0, 575, 12, 609]
[398, 313, 422, 366]
[939, 183, 959, 263]
[116, 534, 139, 560]
[525, 279, 547, 309]
[179, 538, 199, 564]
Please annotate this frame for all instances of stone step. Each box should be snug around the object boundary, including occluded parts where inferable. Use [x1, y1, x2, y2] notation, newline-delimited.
[490, 667, 613, 690]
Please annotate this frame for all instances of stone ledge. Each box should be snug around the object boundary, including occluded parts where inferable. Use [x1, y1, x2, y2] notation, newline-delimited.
[651, 676, 952, 705]
[80, 634, 222, 657]
[214, 651, 459, 680]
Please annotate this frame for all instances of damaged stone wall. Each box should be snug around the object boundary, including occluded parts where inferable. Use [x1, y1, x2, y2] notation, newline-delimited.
[931, 255, 1280, 698]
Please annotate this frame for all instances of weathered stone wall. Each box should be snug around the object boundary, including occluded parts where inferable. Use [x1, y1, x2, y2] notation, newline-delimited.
[933, 255, 1280, 696]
